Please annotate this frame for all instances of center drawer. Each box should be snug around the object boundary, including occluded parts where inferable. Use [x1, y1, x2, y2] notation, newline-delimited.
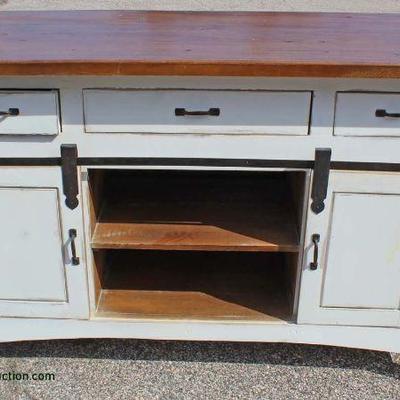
[83, 89, 312, 135]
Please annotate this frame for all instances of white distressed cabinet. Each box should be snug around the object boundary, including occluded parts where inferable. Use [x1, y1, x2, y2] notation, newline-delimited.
[0, 79, 399, 353]
[0, 167, 88, 319]
[299, 171, 400, 327]
[0, 10, 400, 355]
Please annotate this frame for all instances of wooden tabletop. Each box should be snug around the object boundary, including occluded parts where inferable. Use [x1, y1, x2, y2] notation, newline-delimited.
[1, 11, 400, 77]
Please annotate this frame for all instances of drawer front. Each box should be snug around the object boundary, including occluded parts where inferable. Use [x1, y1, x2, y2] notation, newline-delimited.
[0, 91, 60, 135]
[335, 92, 400, 137]
[83, 90, 312, 135]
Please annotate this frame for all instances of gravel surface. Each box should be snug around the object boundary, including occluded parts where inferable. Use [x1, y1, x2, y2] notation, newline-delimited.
[0, 339, 399, 399]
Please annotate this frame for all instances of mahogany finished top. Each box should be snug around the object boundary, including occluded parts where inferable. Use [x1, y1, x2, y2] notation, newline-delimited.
[1, 11, 400, 77]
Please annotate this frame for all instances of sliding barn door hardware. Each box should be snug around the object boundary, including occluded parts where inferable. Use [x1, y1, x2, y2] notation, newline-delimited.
[61, 144, 79, 210]
[311, 148, 331, 214]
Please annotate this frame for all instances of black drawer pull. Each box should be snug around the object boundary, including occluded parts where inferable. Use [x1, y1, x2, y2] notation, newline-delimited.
[309, 234, 320, 271]
[375, 109, 400, 118]
[68, 229, 80, 266]
[0, 108, 19, 117]
[175, 108, 220, 117]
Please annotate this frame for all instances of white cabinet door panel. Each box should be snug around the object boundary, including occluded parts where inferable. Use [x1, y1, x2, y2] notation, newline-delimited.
[322, 192, 400, 310]
[298, 171, 400, 327]
[0, 167, 88, 319]
[0, 188, 66, 301]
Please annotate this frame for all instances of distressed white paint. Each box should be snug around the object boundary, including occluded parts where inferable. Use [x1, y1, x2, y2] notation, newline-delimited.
[0, 91, 59, 135]
[298, 171, 400, 327]
[0, 167, 89, 319]
[0, 77, 399, 162]
[0, 76, 399, 350]
[0, 317, 399, 353]
[335, 92, 400, 137]
[0, 187, 66, 302]
[322, 192, 400, 309]
[83, 89, 312, 135]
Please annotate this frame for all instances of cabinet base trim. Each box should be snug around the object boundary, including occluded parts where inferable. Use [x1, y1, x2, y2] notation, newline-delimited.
[0, 318, 398, 353]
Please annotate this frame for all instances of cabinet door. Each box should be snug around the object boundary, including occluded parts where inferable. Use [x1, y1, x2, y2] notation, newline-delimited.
[298, 171, 400, 327]
[0, 167, 88, 319]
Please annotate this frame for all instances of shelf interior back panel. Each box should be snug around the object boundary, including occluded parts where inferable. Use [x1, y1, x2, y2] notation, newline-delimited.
[90, 170, 301, 252]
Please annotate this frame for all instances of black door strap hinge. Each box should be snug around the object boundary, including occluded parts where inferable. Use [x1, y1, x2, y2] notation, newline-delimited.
[311, 148, 331, 214]
[60, 144, 79, 210]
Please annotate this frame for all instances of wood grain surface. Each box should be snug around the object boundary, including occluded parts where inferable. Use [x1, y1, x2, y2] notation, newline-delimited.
[92, 200, 299, 252]
[1, 11, 400, 77]
[96, 251, 291, 321]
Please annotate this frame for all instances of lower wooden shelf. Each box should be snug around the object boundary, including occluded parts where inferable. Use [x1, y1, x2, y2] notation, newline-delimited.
[95, 250, 293, 322]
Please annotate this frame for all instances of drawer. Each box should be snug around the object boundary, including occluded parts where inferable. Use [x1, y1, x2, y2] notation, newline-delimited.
[0, 91, 59, 135]
[83, 89, 312, 135]
[334, 92, 400, 137]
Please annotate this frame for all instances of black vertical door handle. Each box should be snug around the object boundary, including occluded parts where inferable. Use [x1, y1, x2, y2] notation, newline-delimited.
[69, 229, 80, 266]
[309, 234, 320, 271]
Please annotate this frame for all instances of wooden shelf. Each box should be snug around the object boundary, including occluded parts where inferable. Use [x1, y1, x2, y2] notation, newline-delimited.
[92, 200, 299, 252]
[96, 251, 291, 322]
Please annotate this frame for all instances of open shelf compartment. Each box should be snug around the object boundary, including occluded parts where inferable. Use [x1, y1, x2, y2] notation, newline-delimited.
[95, 250, 295, 321]
[87, 169, 307, 322]
[89, 169, 302, 252]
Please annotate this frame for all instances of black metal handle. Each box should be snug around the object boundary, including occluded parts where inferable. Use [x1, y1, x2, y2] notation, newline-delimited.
[375, 109, 400, 118]
[68, 229, 80, 266]
[0, 108, 19, 117]
[309, 234, 320, 271]
[175, 108, 220, 117]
